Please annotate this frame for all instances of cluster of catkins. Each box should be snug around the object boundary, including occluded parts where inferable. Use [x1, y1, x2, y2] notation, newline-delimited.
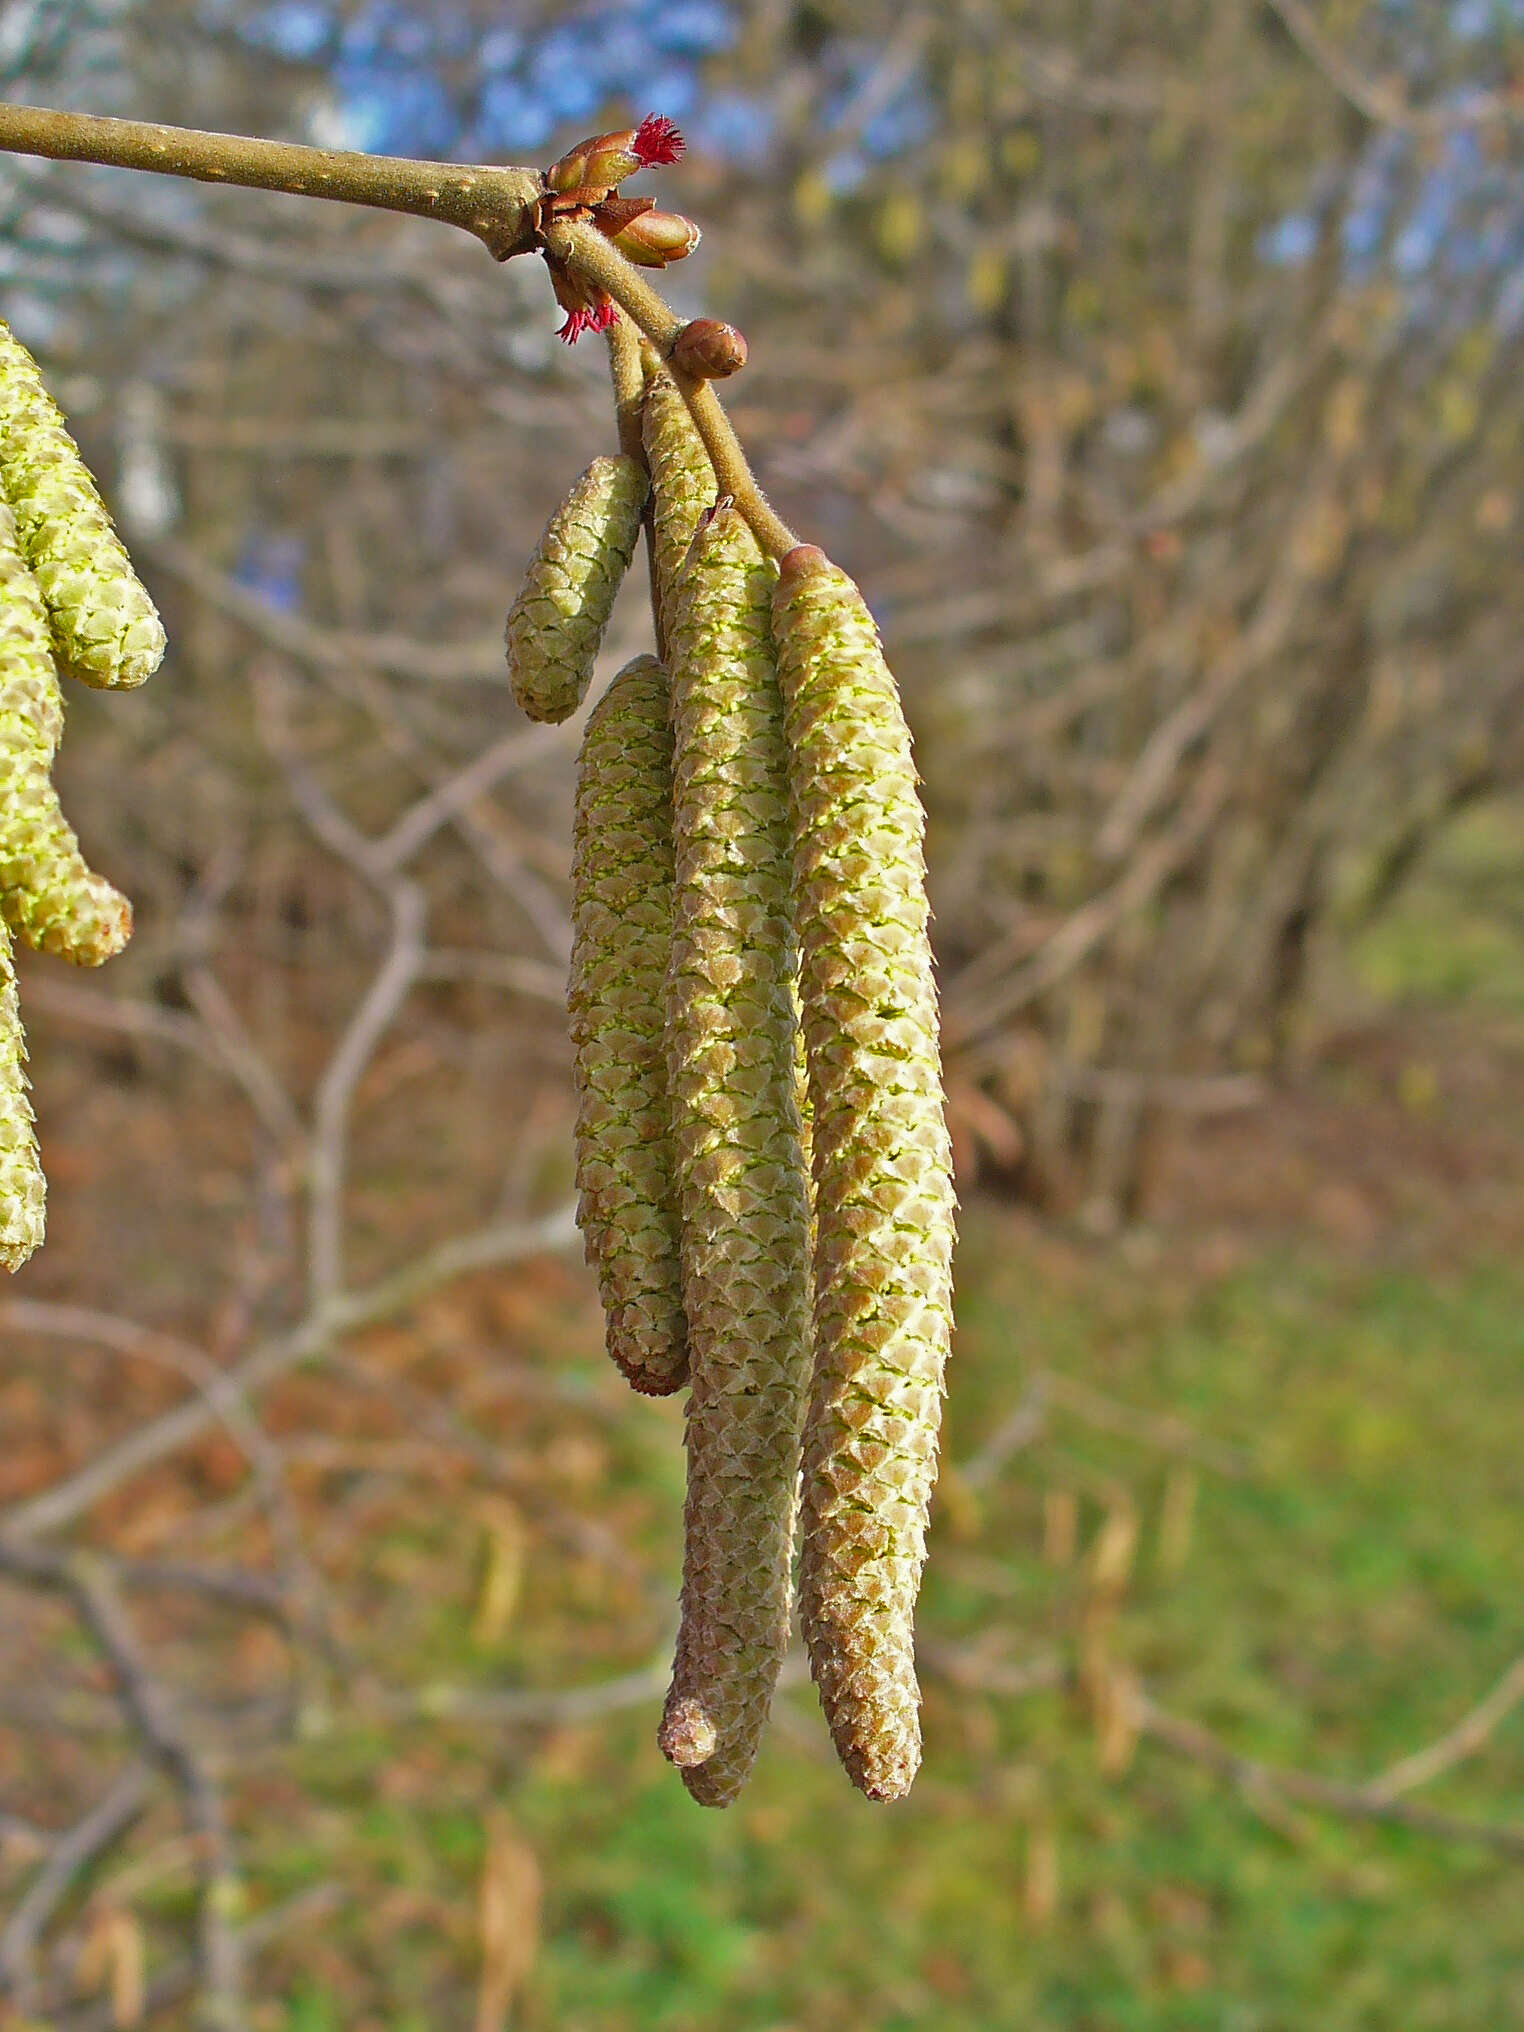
[505, 354, 957, 1804]
[0, 323, 166, 1273]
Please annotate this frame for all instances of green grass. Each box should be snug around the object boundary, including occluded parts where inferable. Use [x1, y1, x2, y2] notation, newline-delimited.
[247, 798, 1524, 2030]
[252, 1231, 1524, 2032]
[1353, 797, 1524, 1013]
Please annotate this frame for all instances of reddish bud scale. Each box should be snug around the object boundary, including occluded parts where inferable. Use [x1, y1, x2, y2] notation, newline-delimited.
[544, 115, 685, 195]
[670, 320, 748, 381]
[608, 210, 701, 269]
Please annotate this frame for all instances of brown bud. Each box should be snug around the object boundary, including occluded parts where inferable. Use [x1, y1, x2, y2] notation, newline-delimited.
[545, 128, 643, 196]
[608, 210, 701, 269]
[670, 320, 748, 381]
[545, 115, 685, 194]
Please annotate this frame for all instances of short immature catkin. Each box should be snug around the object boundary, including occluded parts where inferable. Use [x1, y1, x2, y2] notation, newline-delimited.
[0, 500, 131, 965]
[772, 545, 957, 1804]
[505, 454, 647, 723]
[657, 506, 813, 1808]
[0, 322, 165, 690]
[640, 370, 715, 647]
[0, 916, 44, 1272]
[568, 654, 688, 1395]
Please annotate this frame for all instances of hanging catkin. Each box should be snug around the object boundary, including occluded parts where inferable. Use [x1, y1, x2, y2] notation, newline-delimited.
[640, 369, 714, 647]
[657, 506, 813, 1808]
[0, 498, 131, 965]
[772, 544, 957, 1803]
[568, 654, 688, 1395]
[0, 322, 165, 691]
[0, 915, 44, 1271]
[504, 454, 646, 723]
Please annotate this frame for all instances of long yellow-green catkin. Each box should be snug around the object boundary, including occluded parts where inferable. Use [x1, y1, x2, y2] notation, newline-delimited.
[0, 915, 44, 1271]
[0, 499, 131, 965]
[505, 454, 646, 724]
[772, 545, 957, 1803]
[640, 370, 715, 647]
[568, 654, 688, 1395]
[657, 506, 813, 1808]
[0, 322, 165, 690]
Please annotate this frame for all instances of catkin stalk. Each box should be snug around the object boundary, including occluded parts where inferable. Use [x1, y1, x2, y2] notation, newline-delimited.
[773, 545, 957, 1803]
[568, 654, 688, 1395]
[0, 499, 131, 964]
[504, 454, 646, 723]
[0, 321, 165, 690]
[640, 368, 715, 649]
[0, 915, 44, 1271]
[658, 506, 813, 1807]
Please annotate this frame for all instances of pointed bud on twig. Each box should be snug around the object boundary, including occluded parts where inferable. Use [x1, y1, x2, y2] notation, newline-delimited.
[569, 655, 689, 1396]
[544, 114, 685, 195]
[773, 544, 957, 1804]
[504, 455, 647, 723]
[0, 323, 165, 690]
[606, 208, 701, 269]
[669, 319, 748, 381]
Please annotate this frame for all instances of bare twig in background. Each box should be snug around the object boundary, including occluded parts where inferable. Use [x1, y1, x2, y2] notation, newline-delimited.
[0, 1761, 150, 2011]
[1365, 1656, 1524, 1805]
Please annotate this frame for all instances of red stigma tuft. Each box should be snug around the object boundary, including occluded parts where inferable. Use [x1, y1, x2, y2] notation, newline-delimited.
[557, 301, 620, 344]
[633, 114, 685, 167]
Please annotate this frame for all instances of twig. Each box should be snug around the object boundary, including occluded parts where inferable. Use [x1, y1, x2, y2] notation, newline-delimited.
[1134, 1688, 1524, 1863]
[947, 763, 1229, 1050]
[418, 948, 567, 1007]
[0, 102, 541, 256]
[1040, 1372, 1251, 1479]
[0, 1762, 151, 2012]
[372, 724, 578, 876]
[377, 1654, 673, 1728]
[1265, 0, 1519, 134]
[956, 1381, 1050, 1491]
[0, 1544, 249, 2023]
[1366, 1656, 1524, 1804]
[307, 880, 427, 1305]
[547, 221, 798, 557]
[147, 537, 507, 682]
[0, 1202, 579, 1540]
[0, 1299, 306, 1558]
[56, 1882, 348, 2032]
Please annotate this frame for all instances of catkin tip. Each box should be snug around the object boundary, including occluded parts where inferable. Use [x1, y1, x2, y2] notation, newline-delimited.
[505, 454, 646, 724]
[658, 1695, 719, 1769]
[776, 543, 829, 588]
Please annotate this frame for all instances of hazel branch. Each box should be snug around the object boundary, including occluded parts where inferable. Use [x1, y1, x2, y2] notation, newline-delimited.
[549, 220, 799, 559]
[0, 101, 542, 257]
